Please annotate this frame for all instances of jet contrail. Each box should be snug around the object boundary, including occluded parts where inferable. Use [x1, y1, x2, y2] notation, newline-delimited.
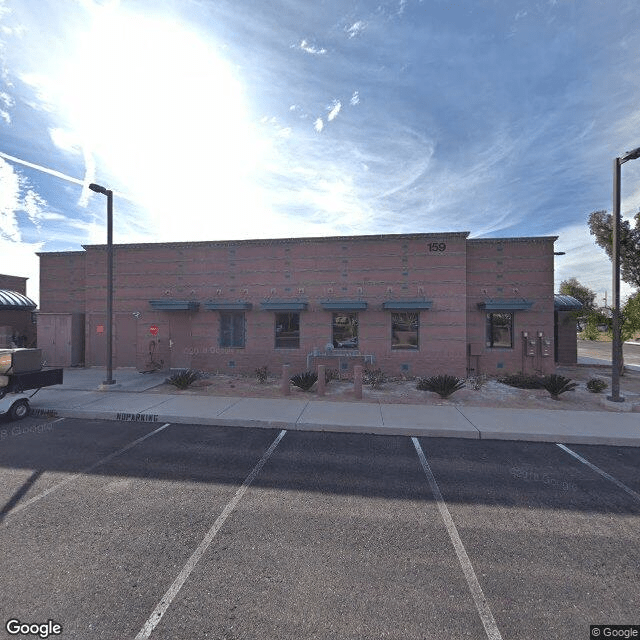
[0, 150, 84, 185]
[0, 150, 131, 200]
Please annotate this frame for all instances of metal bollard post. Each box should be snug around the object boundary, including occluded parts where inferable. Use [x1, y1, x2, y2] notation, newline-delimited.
[317, 364, 326, 397]
[354, 364, 363, 399]
[282, 364, 290, 396]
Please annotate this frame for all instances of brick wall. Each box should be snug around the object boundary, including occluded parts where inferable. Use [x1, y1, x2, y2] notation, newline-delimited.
[0, 274, 27, 295]
[466, 237, 556, 375]
[39, 232, 558, 377]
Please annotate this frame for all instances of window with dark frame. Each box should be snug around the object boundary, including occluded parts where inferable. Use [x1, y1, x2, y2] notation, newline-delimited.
[275, 312, 300, 348]
[486, 312, 513, 348]
[332, 312, 358, 348]
[219, 312, 245, 348]
[391, 311, 419, 350]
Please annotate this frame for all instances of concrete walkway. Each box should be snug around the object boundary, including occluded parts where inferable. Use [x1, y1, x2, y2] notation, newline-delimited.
[22, 367, 640, 447]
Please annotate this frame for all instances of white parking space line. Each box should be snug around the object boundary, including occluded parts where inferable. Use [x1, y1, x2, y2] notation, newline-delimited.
[412, 437, 503, 640]
[2, 423, 172, 522]
[556, 444, 640, 503]
[135, 429, 287, 640]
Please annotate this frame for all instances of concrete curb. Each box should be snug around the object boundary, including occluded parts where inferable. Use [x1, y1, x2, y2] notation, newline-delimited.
[26, 404, 640, 447]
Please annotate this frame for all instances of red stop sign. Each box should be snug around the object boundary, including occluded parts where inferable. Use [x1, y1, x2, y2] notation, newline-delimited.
[149, 325, 159, 336]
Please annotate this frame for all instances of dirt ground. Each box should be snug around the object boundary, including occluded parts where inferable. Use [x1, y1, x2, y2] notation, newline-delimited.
[148, 365, 640, 413]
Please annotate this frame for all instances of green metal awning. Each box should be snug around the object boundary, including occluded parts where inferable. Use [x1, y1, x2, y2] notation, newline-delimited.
[260, 300, 308, 311]
[0, 290, 36, 310]
[149, 299, 200, 311]
[382, 299, 433, 310]
[477, 299, 533, 311]
[203, 301, 253, 311]
[320, 300, 368, 310]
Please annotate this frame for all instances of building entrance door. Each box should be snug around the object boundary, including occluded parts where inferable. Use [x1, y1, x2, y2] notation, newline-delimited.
[115, 313, 137, 367]
[169, 313, 193, 369]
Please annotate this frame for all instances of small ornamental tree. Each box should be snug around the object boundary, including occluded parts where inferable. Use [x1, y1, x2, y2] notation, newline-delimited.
[559, 278, 596, 310]
[588, 210, 640, 289]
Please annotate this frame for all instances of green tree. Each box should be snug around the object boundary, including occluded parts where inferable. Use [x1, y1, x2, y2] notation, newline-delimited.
[588, 210, 640, 288]
[559, 277, 596, 310]
[606, 292, 640, 376]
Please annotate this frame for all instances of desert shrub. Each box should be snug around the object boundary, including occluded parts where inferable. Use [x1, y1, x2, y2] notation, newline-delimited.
[468, 374, 487, 390]
[541, 374, 577, 399]
[324, 368, 340, 384]
[255, 366, 269, 384]
[166, 369, 201, 390]
[363, 368, 386, 389]
[586, 378, 608, 393]
[290, 371, 318, 391]
[498, 373, 545, 389]
[416, 374, 465, 398]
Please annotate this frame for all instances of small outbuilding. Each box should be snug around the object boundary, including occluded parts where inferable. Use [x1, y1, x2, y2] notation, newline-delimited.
[0, 274, 37, 348]
[554, 294, 583, 365]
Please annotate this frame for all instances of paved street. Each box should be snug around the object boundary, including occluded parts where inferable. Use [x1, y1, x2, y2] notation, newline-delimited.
[1, 416, 639, 640]
[578, 339, 640, 368]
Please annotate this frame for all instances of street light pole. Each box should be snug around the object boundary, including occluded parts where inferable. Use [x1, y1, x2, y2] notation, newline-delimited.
[89, 182, 116, 386]
[608, 146, 640, 402]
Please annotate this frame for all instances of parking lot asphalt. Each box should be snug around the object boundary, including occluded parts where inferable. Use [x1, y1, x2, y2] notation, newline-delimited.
[1, 416, 639, 640]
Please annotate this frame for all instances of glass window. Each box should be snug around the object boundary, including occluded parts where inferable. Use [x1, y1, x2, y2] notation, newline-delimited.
[220, 312, 245, 348]
[332, 312, 358, 349]
[486, 312, 513, 348]
[391, 312, 419, 350]
[275, 312, 300, 348]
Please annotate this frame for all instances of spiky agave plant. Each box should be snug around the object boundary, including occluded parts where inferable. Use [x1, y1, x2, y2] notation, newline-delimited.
[166, 369, 201, 390]
[290, 371, 318, 391]
[416, 374, 465, 399]
[541, 374, 577, 400]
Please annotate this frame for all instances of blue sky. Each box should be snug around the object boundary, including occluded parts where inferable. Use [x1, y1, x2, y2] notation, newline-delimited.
[1, 0, 639, 305]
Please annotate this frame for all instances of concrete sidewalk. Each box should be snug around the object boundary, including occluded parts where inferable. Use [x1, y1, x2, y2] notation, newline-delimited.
[21, 368, 640, 447]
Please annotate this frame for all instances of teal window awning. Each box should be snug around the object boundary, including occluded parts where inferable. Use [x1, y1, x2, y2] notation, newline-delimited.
[260, 300, 308, 311]
[554, 295, 583, 311]
[149, 299, 199, 311]
[383, 299, 433, 310]
[477, 299, 533, 311]
[320, 300, 368, 310]
[204, 301, 253, 311]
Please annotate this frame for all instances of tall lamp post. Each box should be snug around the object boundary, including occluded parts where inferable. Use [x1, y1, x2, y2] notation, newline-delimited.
[608, 146, 640, 402]
[89, 182, 116, 386]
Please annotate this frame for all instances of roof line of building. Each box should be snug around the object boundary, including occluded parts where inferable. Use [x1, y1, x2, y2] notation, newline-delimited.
[35, 250, 86, 257]
[467, 236, 558, 243]
[78, 231, 472, 251]
[36, 232, 560, 255]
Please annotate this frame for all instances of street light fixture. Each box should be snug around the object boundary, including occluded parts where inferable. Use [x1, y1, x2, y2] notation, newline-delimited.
[608, 145, 640, 402]
[89, 182, 116, 386]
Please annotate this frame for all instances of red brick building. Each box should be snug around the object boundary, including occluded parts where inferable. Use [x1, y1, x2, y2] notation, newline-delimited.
[37, 232, 558, 377]
[0, 274, 37, 348]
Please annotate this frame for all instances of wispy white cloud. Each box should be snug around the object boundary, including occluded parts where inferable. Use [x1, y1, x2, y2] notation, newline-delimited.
[297, 39, 327, 55]
[314, 117, 324, 132]
[0, 90, 13, 122]
[327, 100, 341, 121]
[49, 127, 81, 154]
[350, 91, 360, 106]
[0, 157, 21, 240]
[0, 157, 49, 241]
[345, 21, 366, 38]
